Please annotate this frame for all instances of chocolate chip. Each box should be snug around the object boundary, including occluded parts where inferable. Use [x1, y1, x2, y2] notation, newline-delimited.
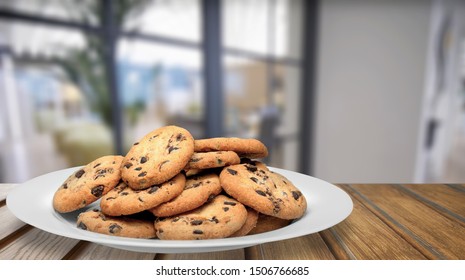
[245, 164, 258, 173]
[292, 191, 302, 200]
[109, 224, 122, 234]
[176, 133, 185, 141]
[138, 171, 147, 177]
[124, 162, 133, 169]
[159, 160, 169, 171]
[62, 183, 68, 189]
[168, 146, 179, 154]
[189, 157, 202, 163]
[91, 185, 104, 197]
[140, 157, 147, 164]
[77, 222, 87, 230]
[121, 192, 129, 196]
[93, 163, 101, 168]
[98, 213, 107, 221]
[282, 180, 287, 185]
[250, 177, 259, 183]
[191, 182, 202, 188]
[223, 207, 229, 212]
[138, 197, 144, 202]
[172, 217, 180, 222]
[133, 142, 139, 145]
[134, 167, 142, 171]
[224, 201, 236, 206]
[193, 230, 203, 234]
[255, 190, 266, 196]
[227, 168, 237, 175]
[106, 197, 116, 200]
[207, 194, 216, 202]
[210, 217, 219, 223]
[217, 158, 223, 165]
[75, 169, 85, 178]
[191, 220, 203, 226]
[148, 186, 159, 194]
[94, 169, 107, 179]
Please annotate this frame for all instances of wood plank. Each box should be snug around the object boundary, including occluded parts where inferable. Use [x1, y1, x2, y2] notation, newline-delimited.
[156, 249, 245, 260]
[66, 241, 157, 260]
[348, 184, 465, 259]
[245, 233, 335, 260]
[0, 204, 26, 241]
[320, 187, 426, 260]
[0, 184, 16, 201]
[0, 227, 79, 259]
[401, 184, 465, 225]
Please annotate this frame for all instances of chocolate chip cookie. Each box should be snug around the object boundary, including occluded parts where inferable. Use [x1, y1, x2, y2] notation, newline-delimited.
[185, 151, 240, 170]
[154, 195, 247, 240]
[150, 173, 222, 217]
[229, 207, 259, 237]
[248, 213, 292, 235]
[77, 209, 156, 238]
[121, 125, 194, 190]
[100, 173, 186, 216]
[194, 137, 268, 159]
[53, 155, 124, 213]
[219, 163, 307, 219]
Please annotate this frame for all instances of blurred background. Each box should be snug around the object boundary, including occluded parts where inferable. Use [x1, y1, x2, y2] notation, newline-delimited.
[0, 0, 464, 184]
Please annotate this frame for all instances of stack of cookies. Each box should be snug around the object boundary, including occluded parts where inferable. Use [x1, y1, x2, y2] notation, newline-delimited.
[52, 125, 307, 240]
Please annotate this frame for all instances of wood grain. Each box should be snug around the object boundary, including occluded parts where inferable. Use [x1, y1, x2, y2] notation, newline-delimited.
[1, 183, 464, 260]
[0, 204, 26, 241]
[0, 227, 79, 259]
[245, 233, 335, 260]
[155, 249, 245, 260]
[321, 186, 426, 260]
[66, 241, 157, 260]
[401, 184, 465, 225]
[348, 184, 465, 259]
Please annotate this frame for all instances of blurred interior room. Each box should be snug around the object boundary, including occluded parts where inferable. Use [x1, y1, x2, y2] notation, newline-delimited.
[0, 0, 464, 184]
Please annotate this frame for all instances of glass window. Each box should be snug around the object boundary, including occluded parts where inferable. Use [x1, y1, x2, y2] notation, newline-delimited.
[122, 0, 201, 43]
[0, 0, 100, 25]
[222, 0, 304, 171]
[223, 0, 269, 54]
[0, 20, 111, 183]
[274, 0, 303, 59]
[117, 39, 204, 152]
[224, 56, 268, 138]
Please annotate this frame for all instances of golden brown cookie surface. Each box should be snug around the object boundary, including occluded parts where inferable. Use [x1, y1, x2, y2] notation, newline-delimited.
[53, 155, 124, 213]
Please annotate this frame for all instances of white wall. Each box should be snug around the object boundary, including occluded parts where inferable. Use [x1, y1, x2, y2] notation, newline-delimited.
[313, 0, 431, 183]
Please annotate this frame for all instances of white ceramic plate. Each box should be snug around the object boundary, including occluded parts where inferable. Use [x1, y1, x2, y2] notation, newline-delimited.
[7, 167, 353, 253]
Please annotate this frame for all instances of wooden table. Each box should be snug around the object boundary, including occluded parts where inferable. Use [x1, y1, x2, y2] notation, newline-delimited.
[1, 183, 464, 260]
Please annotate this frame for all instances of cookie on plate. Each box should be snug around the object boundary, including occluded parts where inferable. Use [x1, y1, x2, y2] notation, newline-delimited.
[100, 173, 186, 216]
[77, 209, 156, 238]
[185, 151, 240, 170]
[229, 207, 259, 237]
[219, 163, 307, 220]
[150, 173, 222, 217]
[194, 138, 268, 159]
[248, 214, 292, 235]
[121, 125, 194, 190]
[53, 155, 124, 213]
[154, 195, 247, 240]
